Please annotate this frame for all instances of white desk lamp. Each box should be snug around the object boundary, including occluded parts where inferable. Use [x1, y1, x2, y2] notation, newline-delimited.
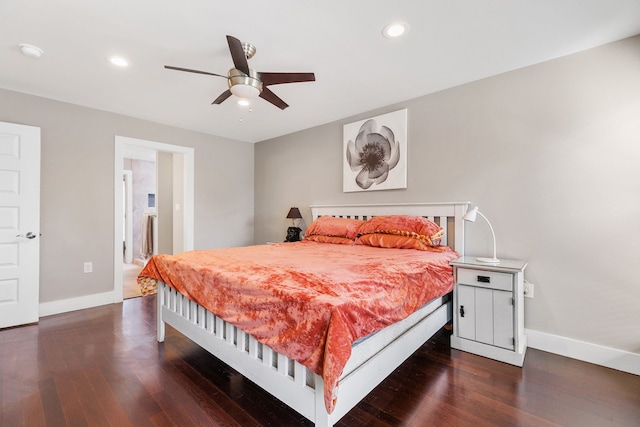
[463, 206, 499, 263]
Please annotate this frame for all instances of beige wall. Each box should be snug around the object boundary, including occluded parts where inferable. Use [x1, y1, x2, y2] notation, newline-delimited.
[255, 36, 640, 354]
[0, 88, 254, 303]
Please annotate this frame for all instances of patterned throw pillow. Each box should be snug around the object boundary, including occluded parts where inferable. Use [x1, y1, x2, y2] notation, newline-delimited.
[356, 215, 444, 248]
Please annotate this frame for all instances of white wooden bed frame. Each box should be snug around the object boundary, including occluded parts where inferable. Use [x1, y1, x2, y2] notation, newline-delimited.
[156, 202, 468, 426]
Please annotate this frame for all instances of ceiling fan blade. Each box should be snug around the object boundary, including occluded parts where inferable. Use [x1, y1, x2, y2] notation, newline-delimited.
[226, 35, 250, 75]
[212, 90, 232, 105]
[259, 87, 289, 110]
[259, 72, 316, 86]
[164, 65, 227, 79]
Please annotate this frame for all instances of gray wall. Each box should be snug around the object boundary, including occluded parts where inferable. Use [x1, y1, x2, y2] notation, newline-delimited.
[0, 88, 254, 303]
[255, 36, 640, 354]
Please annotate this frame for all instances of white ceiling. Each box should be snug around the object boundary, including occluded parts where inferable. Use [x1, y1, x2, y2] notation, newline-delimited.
[2, 1, 640, 143]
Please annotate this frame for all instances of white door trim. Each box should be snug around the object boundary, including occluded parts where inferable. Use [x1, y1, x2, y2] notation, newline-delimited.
[114, 136, 194, 302]
[123, 170, 133, 264]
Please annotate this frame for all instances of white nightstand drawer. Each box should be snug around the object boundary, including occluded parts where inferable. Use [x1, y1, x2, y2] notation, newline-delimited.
[457, 268, 513, 291]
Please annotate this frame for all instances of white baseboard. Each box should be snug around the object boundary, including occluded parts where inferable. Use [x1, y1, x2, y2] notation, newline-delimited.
[39, 291, 115, 317]
[526, 328, 640, 376]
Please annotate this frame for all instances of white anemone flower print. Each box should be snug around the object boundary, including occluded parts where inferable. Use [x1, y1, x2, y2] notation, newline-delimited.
[343, 109, 407, 192]
[346, 120, 400, 189]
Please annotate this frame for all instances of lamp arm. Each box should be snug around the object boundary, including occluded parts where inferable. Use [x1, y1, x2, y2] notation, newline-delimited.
[477, 210, 497, 260]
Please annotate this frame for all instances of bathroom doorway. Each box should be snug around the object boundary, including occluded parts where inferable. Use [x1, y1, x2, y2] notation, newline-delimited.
[113, 136, 194, 302]
[122, 150, 156, 298]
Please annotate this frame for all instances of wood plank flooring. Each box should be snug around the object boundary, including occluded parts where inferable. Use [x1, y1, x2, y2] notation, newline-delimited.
[1, 295, 639, 426]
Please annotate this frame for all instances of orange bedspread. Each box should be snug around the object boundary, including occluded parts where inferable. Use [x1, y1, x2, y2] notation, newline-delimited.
[139, 240, 457, 413]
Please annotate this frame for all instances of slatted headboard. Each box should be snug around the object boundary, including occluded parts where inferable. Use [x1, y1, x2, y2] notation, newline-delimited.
[309, 202, 469, 256]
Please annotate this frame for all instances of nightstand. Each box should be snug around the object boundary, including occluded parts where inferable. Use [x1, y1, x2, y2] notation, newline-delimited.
[450, 256, 528, 366]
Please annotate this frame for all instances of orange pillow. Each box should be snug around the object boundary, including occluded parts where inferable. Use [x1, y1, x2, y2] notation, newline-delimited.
[356, 233, 451, 252]
[357, 215, 444, 246]
[304, 216, 364, 240]
[305, 235, 354, 245]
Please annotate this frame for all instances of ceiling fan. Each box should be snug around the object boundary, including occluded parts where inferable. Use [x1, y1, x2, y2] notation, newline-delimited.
[165, 35, 316, 110]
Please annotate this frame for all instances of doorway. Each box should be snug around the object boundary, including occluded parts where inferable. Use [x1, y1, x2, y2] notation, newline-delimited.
[113, 136, 194, 303]
[122, 151, 156, 298]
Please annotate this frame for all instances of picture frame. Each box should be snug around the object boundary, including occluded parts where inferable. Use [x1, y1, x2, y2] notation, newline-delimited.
[343, 108, 407, 192]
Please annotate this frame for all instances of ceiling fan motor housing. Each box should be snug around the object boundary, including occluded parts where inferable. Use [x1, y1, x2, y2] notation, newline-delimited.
[241, 42, 256, 59]
[228, 68, 263, 98]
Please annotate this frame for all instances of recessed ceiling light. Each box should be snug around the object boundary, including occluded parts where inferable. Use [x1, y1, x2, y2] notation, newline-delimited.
[382, 22, 409, 39]
[108, 56, 129, 67]
[19, 43, 43, 58]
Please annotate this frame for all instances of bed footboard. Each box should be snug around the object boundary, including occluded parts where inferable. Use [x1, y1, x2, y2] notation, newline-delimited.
[156, 280, 451, 426]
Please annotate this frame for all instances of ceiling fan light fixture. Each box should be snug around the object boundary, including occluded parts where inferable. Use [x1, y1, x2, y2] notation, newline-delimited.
[230, 84, 261, 99]
[382, 22, 409, 38]
[228, 68, 262, 99]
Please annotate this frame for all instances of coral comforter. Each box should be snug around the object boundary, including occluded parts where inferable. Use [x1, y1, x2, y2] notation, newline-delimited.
[138, 240, 457, 413]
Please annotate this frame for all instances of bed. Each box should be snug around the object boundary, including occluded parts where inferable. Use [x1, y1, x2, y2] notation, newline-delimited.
[139, 202, 468, 426]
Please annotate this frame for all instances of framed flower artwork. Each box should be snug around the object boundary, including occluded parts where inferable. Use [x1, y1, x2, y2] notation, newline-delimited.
[343, 108, 407, 192]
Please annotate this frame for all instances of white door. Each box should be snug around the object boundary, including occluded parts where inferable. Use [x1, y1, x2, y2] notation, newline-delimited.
[0, 122, 40, 328]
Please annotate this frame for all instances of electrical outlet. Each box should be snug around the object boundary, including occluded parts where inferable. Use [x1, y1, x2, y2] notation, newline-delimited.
[84, 262, 93, 273]
[524, 280, 535, 298]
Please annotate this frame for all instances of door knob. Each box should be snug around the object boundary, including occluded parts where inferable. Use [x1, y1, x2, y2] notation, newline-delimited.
[17, 232, 38, 239]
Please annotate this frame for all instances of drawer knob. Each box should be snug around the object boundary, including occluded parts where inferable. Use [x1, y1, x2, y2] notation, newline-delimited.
[460, 305, 465, 317]
[477, 275, 491, 283]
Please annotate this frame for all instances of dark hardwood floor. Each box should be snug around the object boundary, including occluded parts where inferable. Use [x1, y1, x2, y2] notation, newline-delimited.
[1, 295, 639, 426]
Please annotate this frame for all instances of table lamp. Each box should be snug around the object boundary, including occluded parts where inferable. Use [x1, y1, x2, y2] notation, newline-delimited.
[285, 207, 302, 242]
[463, 206, 499, 263]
